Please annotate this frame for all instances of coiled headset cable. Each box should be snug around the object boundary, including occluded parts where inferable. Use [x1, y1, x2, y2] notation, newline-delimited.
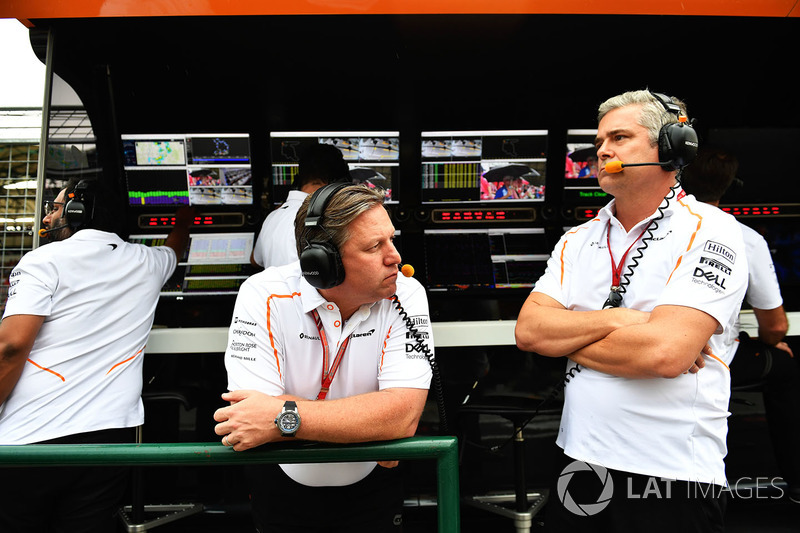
[390, 295, 449, 435]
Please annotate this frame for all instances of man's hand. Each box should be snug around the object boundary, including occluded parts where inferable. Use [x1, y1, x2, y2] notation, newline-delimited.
[214, 390, 284, 451]
[685, 344, 711, 374]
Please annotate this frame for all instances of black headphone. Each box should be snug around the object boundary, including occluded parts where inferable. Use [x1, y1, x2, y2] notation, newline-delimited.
[650, 91, 699, 171]
[64, 180, 95, 230]
[299, 182, 350, 289]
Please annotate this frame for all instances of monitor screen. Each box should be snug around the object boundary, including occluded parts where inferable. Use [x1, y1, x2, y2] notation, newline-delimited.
[270, 132, 399, 205]
[564, 128, 609, 205]
[423, 228, 549, 291]
[128, 232, 255, 296]
[420, 130, 547, 203]
[122, 133, 253, 207]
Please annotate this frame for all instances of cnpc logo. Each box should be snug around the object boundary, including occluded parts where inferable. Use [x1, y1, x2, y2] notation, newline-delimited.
[557, 460, 614, 516]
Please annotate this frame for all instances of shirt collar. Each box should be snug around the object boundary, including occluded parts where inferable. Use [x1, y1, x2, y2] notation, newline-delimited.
[298, 275, 376, 322]
[598, 184, 684, 227]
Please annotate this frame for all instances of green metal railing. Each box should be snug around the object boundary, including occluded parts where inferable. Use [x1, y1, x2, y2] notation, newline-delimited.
[0, 436, 460, 532]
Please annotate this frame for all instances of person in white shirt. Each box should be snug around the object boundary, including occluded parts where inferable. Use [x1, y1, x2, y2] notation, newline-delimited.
[681, 145, 800, 504]
[516, 90, 748, 532]
[0, 178, 192, 533]
[250, 142, 350, 268]
[215, 183, 434, 532]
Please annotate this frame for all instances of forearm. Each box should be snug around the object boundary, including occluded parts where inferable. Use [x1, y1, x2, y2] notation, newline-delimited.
[753, 306, 789, 346]
[216, 387, 428, 451]
[294, 388, 426, 443]
[569, 305, 719, 379]
[0, 314, 45, 404]
[515, 292, 649, 357]
[568, 324, 682, 379]
[0, 355, 27, 405]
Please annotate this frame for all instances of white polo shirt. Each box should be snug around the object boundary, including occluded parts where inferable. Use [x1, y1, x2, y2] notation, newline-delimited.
[725, 223, 784, 355]
[0, 229, 176, 444]
[225, 261, 433, 486]
[251, 190, 307, 268]
[533, 188, 748, 485]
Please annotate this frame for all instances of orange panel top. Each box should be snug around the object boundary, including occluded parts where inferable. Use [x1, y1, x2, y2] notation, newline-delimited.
[3, 0, 798, 22]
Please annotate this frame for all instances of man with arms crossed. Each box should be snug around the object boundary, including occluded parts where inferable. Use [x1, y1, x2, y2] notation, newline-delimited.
[516, 90, 748, 532]
[0, 179, 192, 532]
[215, 183, 433, 532]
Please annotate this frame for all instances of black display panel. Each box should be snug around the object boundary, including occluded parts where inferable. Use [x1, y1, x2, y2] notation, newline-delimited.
[423, 228, 549, 291]
[420, 130, 547, 203]
[270, 131, 399, 205]
[122, 133, 253, 207]
[129, 232, 256, 297]
[707, 128, 800, 205]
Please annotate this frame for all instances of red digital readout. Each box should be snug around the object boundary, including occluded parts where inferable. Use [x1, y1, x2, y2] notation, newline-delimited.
[145, 216, 213, 226]
[721, 206, 781, 217]
[437, 210, 507, 221]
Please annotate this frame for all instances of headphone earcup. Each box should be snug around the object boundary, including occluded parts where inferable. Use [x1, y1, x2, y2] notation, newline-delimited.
[300, 241, 345, 289]
[658, 123, 699, 171]
[64, 198, 86, 229]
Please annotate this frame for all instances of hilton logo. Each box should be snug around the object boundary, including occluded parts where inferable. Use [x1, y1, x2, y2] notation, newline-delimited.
[703, 241, 736, 264]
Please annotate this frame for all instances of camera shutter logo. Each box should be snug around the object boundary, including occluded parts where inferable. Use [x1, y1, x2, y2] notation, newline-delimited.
[557, 460, 614, 516]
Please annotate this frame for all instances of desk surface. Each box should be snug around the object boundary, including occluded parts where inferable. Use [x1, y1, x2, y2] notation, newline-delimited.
[145, 311, 799, 353]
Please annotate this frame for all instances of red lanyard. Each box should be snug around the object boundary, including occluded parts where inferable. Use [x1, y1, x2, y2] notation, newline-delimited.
[606, 220, 652, 289]
[310, 308, 352, 400]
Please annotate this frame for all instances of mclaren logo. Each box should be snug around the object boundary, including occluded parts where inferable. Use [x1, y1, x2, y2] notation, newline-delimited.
[352, 329, 375, 338]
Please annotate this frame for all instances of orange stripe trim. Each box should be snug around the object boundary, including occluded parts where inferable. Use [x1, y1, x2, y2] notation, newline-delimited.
[706, 351, 730, 371]
[266, 292, 302, 380]
[379, 325, 393, 372]
[106, 346, 144, 375]
[560, 221, 596, 286]
[666, 198, 703, 285]
[26, 358, 65, 382]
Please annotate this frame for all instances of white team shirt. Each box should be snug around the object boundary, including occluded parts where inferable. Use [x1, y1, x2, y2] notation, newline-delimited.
[251, 190, 307, 268]
[533, 188, 748, 485]
[0, 230, 176, 444]
[225, 261, 433, 486]
[725, 222, 784, 357]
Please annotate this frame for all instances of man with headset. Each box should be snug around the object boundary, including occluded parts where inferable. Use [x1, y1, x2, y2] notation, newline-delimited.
[516, 90, 748, 531]
[250, 142, 350, 269]
[681, 145, 800, 503]
[215, 183, 434, 532]
[0, 179, 193, 532]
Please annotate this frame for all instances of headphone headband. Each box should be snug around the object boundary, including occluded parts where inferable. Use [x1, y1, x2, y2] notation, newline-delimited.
[304, 182, 350, 229]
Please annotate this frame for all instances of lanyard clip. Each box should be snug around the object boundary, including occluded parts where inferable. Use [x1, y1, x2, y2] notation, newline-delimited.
[603, 286, 623, 309]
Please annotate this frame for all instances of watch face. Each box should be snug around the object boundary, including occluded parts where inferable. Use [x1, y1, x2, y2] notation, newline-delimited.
[278, 412, 299, 432]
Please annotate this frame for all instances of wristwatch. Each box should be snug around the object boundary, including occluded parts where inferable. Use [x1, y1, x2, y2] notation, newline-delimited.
[274, 400, 301, 437]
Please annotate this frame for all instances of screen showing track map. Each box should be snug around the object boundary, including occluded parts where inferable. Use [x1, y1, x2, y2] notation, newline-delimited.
[133, 140, 186, 166]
